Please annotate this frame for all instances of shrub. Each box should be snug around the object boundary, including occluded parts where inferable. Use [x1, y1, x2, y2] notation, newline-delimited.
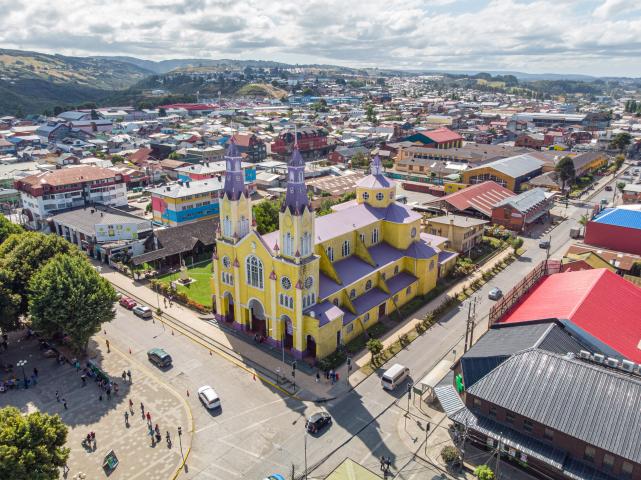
[415, 322, 426, 335]
[366, 338, 384, 361]
[399, 333, 409, 346]
[474, 465, 495, 480]
[441, 445, 461, 465]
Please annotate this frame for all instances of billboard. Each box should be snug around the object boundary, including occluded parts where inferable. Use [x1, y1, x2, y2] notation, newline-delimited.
[95, 222, 140, 242]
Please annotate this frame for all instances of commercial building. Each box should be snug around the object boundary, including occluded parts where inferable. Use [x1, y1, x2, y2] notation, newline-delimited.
[212, 149, 448, 360]
[403, 127, 463, 149]
[270, 127, 331, 160]
[461, 154, 545, 192]
[584, 205, 641, 256]
[15, 165, 128, 229]
[430, 181, 515, 218]
[491, 188, 555, 232]
[175, 161, 257, 193]
[229, 133, 267, 162]
[622, 184, 641, 204]
[424, 214, 488, 254]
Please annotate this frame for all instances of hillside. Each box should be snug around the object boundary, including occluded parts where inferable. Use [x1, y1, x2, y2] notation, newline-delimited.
[236, 83, 288, 99]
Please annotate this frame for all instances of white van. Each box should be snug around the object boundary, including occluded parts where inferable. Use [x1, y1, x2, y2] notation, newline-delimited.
[197, 385, 221, 409]
[381, 363, 410, 391]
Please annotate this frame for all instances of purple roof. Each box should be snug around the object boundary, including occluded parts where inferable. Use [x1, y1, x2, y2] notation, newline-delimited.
[438, 250, 459, 264]
[304, 301, 344, 327]
[351, 287, 389, 319]
[405, 239, 438, 259]
[384, 203, 422, 224]
[315, 203, 383, 243]
[355, 155, 395, 189]
[222, 140, 248, 201]
[282, 146, 309, 215]
[386, 272, 418, 294]
[369, 242, 406, 266]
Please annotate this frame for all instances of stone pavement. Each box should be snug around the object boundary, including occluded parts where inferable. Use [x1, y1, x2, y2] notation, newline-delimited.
[0, 331, 190, 480]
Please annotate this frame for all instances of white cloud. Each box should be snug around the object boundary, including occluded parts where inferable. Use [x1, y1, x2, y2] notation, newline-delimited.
[0, 0, 639, 75]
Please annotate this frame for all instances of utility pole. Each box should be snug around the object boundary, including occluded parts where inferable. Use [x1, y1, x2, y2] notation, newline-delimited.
[304, 431, 308, 480]
[464, 297, 478, 353]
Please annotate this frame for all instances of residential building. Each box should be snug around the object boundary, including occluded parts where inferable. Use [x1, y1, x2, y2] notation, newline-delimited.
[175, 160, 257, 193]
[212, 150, 447, 360]
[563, 244, 641, 276]
[403, 127, 463, 149]
[15, 165, 128, 229]
[622, 184, 641, 204]
[424, 214, 488, 254]
[229, 133, 267, 162]
[270, 127, 331, 159]
[491, 188, 555, 232]
[36, 123, 71, 143]
[461, 154, 545, 192]
[149, 178, 228, 227]
[584, 205, 641, 256]
[328, 146, 370, 164]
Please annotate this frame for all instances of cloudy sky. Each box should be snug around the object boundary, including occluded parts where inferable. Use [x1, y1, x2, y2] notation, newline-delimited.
[1, 0, 641, 76]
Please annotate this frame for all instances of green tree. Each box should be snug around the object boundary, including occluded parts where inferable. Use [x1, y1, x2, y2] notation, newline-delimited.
[158, 107, 167, 117]
[474, 465, 495, 480]
[0, 216, 23, 244]
[366, 338, 383, 362]
[555, 156, 576, 191]
[110, 154, 125, 163]
[578, 214, 589, 236]
[510, 237, 524, 254]
[252, 199, 281, 235]
[168, 151, 180, 160]
[365, 104, 377, 124]
[28, 254, 117, 352]
[0, 406, 70, 480]
[610, 132, 632, 154]
[0, 232, 80, 328]
[617, 181, 626, 192]
[614, 154, 625, 171]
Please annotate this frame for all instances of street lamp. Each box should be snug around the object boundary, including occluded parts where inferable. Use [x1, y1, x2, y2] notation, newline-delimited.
[177, 426, 184, 463]
[17, 359, 27, 389]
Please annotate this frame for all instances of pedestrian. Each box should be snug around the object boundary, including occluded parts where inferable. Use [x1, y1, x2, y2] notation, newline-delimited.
[163, 298, 167, 308]
[140, 402, 145, 414]
[315, 372, 320, 383]
[380, 456, 385, 471]
[129, 398, 134, 411]
[325, 370, 330, 380]
[99, 393, 103, 401]
[335, 372, 340, 382]
[124, 411, 129, 424]
[55, 390, 60, 402]
[330, 369, 335, 384]
[114, 383, 119, 395]
[62, 398, 68, 410]
[154, 424, 160, 435]
[385, 457, 391, 472]
[106, 339, 110, 353]
[146, 411, 151, 424]
[127, 369, 132, 382]
[121, 371, 127, 381]
[75, 360, 80, 372]
[106, 388, 111, 400]
[33, 367, 38, 378]
[81, 373, 86, 386]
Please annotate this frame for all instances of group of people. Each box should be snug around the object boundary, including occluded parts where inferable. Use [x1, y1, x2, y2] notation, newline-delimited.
[137, 402, 171, 447]
[0, 366, 39, 392]
[379, 456, 392, 473]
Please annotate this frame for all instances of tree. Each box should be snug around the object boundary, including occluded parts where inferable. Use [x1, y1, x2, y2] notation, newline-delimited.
[0, 216, 23, 244]
[614, 154, 625, 171]
[440, 445, 461, 465]
[253, 199, 281, 235]
[0, 406, 70, 480]
[28, 253, 117, 352]
[168, 151, 180, 160]
[158, 107, 167, 117]
[0, 232, 80, 328]
[110, 154, 125, 163]
[90, 109, 99, 120]
[366, 338, 383, 362]
[617, 181, 626, 192]
[365, 104, 377, 124]
[610, 132, 631, 154]
[474, 465, 495, 480]
[555, 156, 576, 191]
[510, 237, 524, 254]
[578, 214, 589, 236]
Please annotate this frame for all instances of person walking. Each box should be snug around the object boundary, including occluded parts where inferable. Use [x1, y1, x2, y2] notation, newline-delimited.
[140, 402, 145, 415]
[146, 411, 151, 424]
[121, 371, 127, 382]
[33, 367, 38, 378]
[62, 398, 68, 410]
[114, 383, 119, 395]
[129, 399, 134, 413]
[380, 456, 385, 471]
[124, 411, 129, 425]
[81, 373, 86, 386]
[55, 390, 60, 402]
[127, 370, 132, 383]
[105, 339, 110, 353]
[106, 388, 111, 400]
[315, 372, 320, 383]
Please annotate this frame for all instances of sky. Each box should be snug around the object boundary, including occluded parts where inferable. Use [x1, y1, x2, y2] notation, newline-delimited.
[1, 0, 641, 76]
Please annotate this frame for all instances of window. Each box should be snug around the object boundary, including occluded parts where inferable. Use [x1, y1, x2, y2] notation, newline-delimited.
[473, 398, 482, 408]
[363, 312, 370, 323]
[365, 280, 372, 291]
[302, 293, 316, 308]
[622, 461, 633, 477]
[362, 192, 369, 200]
[279, 293, 293, 309]
[281, 276, 291, 290]
[488, 405, 497, 418]
[326, 246, 334, 261]
[523, 420, 533, 432]
[429, 260, 435, 271]
[359, 233, 366, 244]
[486, 438, 495, 448]
[349, 289, 356, 299]
[411, 227, 417, 238]
[584, 446, 595, 462]
[394, 265, 399, 275]
[544, 428, 554, 441]
[333, 298, 339, 306]
[376, 192, 384, 201]
[301, 232, 312, 257]
[222, 256, 231, 269]
[223, 216, 232, 237]
[406, 286, 411, 295]
[371, 228, 379, 244]
[245, 255, 264, 289]
[346, 324, 353, 333]
[393, 294, 399, 303]
[506, 412, 515, 424]
[342, 240, 351, 257]
[284, 232, 293, 256]
[304, 276, 313, 290]
[222, 272, 233, 286]
[603, 454, 614, 471]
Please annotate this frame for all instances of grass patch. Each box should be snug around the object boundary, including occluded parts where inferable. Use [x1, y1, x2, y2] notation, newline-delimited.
[157, 262, 213, 307]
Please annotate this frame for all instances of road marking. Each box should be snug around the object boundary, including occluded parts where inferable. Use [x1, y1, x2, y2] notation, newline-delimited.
[215, 398, 290, 424]
[358, 432, 391, 464]
[195, 402, 307, 435]
[189, 456, 241, 478]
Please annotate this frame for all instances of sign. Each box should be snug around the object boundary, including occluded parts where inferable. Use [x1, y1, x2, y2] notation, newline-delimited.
[95, 222, 140, 242]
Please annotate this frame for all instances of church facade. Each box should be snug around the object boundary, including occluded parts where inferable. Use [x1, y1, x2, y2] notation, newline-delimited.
[212, 142, 448, 360]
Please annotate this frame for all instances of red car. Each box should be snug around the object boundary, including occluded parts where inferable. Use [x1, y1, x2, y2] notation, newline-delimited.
[119, 297, 137, 309]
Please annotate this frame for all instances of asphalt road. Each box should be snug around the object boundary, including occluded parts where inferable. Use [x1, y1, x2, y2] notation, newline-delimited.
[105, 168, 629, 480]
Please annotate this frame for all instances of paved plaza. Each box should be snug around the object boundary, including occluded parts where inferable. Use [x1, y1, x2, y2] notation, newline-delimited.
[0, 331, 191, 480]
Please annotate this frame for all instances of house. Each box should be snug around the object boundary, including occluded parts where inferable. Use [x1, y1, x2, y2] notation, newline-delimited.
[212, 151, 447, 360]
[36, 123, 71, 144]
[622, 184, 641, 204]
[461, 154, 545, 192]
[403, 127, 463, 149]
[57, 111, 92, 122]
[15, 165, 128, 230]
[515, 132, 545, 149]
[328, 146, 370, 164]
[149, 178, 227, 227]
[424, 214, 488, 254]
[430, 181, 515, 218]
[560, 251, 617, 273]
[228, 133, 266, 162]
[490, 188, 555, 232]
[270, 127, 331, 160]
[564, 243, 641, 276]
[584, 205, 641, 256]
[174, 161, 257, 193]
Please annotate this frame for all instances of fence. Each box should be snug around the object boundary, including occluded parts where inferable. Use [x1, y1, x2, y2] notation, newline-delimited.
[488, 259, 561, 326]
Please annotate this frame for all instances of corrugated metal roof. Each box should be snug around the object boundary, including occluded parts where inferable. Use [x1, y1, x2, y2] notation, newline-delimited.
[493, 187, 549, 213]
[469, 153, 544, 178]
[468, 350, 641, 463]
[592, 206, 641, 231]
[563, 457, 619, 480]
[434, 371, 465, 417]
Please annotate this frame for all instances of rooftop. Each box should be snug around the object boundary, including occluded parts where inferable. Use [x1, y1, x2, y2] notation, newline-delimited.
[426, 214, 488, 228]
[17, 165, 119, 187]
[434, 181, 515, 217]
[149, 178, 225, 198]
[468, 153, 544, 178]
[51, 207, 152, 236]
[591, 204, 641, 230]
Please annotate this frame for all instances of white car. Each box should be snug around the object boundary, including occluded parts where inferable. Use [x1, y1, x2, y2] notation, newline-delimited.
[197, 385, 221, 410]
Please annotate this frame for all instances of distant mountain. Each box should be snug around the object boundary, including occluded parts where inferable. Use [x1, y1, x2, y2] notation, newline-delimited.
[429, 69, 597, 82]
[94, 56, 292, 74]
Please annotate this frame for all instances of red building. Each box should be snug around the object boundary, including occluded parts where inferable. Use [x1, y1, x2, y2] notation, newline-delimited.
[270, 127, 331, 159]
[490, 187, 555, 232]
[584, 205, 641, 256]
[229, 133, 266, 162]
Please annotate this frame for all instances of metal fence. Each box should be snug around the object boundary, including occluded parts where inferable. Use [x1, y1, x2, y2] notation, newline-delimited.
[488, 259, 561, 326]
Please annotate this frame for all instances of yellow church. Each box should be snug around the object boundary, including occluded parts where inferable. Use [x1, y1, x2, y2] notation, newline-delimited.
[212, 141, 451, 360]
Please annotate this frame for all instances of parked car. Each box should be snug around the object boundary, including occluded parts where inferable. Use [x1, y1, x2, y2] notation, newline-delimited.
[305, 411, 332, 434]
[539, 239, 551, 249]
[147, 348, 172, 368]
[197, 385, 221, 410]
[605, 185, 613, 191]
[119, 296, 137, 309]
[488, 287, 503, 300]
[133, 305, 152, 319]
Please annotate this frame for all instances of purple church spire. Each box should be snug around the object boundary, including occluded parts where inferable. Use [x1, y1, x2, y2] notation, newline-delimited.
[282, 146, 309, 215]
[370, 154, 383, 176]
[223, 138, 247, 201]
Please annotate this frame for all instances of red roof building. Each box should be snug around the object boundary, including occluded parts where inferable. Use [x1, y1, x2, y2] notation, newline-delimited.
[500, 268, 641, 362]
[433, 181, 515, 218]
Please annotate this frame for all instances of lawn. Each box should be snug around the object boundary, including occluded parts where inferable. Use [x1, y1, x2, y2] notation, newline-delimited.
[157, 262, 213, 307]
